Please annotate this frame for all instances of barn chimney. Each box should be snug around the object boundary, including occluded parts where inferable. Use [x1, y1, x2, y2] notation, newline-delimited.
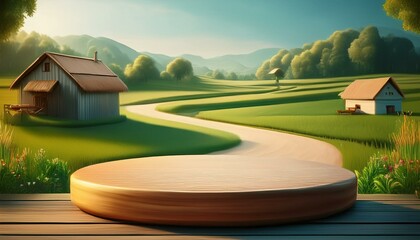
[94, 51, 98, 62]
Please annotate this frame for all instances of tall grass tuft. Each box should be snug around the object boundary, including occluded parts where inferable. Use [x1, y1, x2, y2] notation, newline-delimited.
[0, 122, 71, 193]
[391, 115, 420, 162]
[0, 122, 13, 160]
[356, 116, 420, 195]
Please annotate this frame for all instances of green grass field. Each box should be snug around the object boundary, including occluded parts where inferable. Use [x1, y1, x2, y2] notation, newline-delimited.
[1, 76, 240, 171]
[120, 76, 275, 105]
[11, 109, 239, 170]
[2, 74, 420, 175]
[158, 74, 420, 171]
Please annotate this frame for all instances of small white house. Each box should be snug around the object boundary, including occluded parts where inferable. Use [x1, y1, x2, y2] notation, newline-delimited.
[339, 77, 404, 115]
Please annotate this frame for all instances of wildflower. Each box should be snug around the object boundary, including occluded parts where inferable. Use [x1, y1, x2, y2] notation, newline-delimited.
[388, 165, 394, 172]
[384, 174, 390, 179]
[1, 160, 5, 166]
[381, 155, 389, 161]
[20, 184, 23, 187]
[27, 182, 31, 186]
[399, 159, 404, 165]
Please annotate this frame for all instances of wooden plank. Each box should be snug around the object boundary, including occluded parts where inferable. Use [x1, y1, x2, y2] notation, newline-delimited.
[2, 208, 419, 224]
[1, 236, 419, 240]
[352, 201, 420, 212]
[0, 194, 70, 201]
[1, 193, 417, 202]
[357, 194, 418, 201]
[1, 199, 420, 224]
[316, 211, 420, 223]
[0, 212, 112, 224]
[0, 224, 419, 236]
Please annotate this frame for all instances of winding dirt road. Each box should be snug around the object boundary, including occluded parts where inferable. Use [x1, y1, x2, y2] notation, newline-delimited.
[126, 104, 342, 166]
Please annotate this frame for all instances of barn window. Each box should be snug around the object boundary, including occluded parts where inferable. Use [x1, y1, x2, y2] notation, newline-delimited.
[43, 63, 50, 72]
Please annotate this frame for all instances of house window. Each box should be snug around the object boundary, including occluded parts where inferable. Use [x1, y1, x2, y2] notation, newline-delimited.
[43, 62, 50, 72]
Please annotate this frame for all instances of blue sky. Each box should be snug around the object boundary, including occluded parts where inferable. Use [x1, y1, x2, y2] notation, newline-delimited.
[23, 0, 405, 57]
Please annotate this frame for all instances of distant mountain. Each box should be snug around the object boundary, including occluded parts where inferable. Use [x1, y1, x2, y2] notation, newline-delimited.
[180, 48, 280, 74]
[54, 35, 137, 68]
[53, 35, 279, 74]
[211, 48, 281, 68]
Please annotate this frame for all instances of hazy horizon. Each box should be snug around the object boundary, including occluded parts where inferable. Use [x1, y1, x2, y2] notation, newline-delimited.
[23, 0, 406, 58]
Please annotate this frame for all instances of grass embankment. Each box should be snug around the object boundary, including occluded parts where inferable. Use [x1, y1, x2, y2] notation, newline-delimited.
[12, 109, 239, 171]
[158, 74, 420, 172]
[120, 76, 276, 105]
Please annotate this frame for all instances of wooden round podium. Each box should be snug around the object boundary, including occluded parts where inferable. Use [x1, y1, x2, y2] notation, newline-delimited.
[71, 155, 357, 226]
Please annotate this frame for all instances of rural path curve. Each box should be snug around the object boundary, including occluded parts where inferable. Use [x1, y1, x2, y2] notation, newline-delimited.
[126, 104, 342, 166]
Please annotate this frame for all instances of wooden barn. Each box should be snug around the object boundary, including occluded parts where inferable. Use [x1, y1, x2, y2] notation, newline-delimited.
[339, 77, 404, 115]
[9, 52, 128, 120]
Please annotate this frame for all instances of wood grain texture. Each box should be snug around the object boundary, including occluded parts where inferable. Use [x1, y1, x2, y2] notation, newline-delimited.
[70, 155, 357, 226]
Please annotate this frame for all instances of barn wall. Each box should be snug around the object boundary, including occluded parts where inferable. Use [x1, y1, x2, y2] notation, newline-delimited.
[376, 82, 403, 100]
[78, 92, 120, 120]
[345, 100, 375, 114]
[19, 58, 80, 119]
[376, 100, 402, 114]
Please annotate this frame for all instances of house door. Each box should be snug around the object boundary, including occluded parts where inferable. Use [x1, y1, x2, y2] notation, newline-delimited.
[386, 105, 395, 114]
[34, 94, 48, 111]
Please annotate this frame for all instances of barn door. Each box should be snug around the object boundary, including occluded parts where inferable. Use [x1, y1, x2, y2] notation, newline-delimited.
[34, 94, 48, 111]
[386, 105, 395, 114]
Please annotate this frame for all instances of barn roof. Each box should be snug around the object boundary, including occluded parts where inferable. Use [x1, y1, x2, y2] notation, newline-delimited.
[10, 52, 128, 93]
[339, 77, 404, 100]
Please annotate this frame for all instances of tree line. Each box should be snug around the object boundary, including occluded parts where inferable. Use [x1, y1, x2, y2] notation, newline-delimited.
[256, 26, 420, 80]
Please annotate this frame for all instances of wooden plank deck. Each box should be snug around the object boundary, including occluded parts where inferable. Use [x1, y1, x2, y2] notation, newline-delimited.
[0, 194, 419, 239]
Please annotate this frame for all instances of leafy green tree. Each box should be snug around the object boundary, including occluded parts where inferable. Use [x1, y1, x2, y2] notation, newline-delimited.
[160, 71, 173, 81]
[348, 26, 383, 73]
[0, 0, 37, 42]
[384, 0, 420, 34]
[212, 70, 225, 79]
[226, 72, 238, 80]
[166, 58, 194, 81]
[124, 55, 159, 82]
[256, 60, 274, 80]
[109, 63, 125, 81]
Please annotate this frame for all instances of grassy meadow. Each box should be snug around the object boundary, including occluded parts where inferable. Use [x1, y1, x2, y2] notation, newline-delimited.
[1, 74, 419, 192]
[158, 74, 420, 171]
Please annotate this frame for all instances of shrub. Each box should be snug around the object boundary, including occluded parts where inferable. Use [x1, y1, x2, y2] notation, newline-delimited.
[356, 116, 420, 194]
[0, 122, 71, 193]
